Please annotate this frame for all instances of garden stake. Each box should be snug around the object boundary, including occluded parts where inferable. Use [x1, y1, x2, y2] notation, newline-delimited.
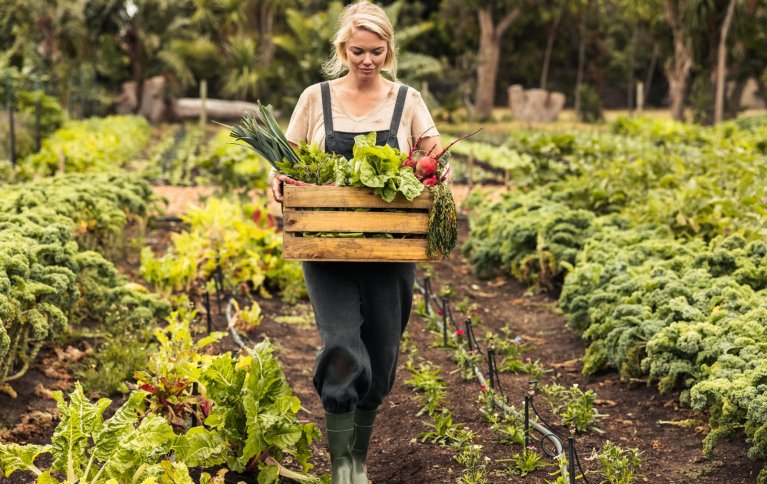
[568, 436, 576, 484]
[424, 275, 431, 315]
[203, 290, 213, 334]
[487, 348, 496, 389]
[416, 270, 568, 478]
[441, 297, 448, 347]
[466, 318, 481, 354]
[465, 319, 473, 350]
[190, 381, 199, 427]
[490, 348, 505, 398]
[524, 394, 531, 449]
[214, 257, 224, 313]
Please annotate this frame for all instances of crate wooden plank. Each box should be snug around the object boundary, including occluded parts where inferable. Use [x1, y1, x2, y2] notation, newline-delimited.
[283, 237, 436, 262]
[284, 185, 432, 210]
[283, 210, 428, 234]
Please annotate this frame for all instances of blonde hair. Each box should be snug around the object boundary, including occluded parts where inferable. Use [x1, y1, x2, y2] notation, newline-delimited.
[322, 1, 398, 80]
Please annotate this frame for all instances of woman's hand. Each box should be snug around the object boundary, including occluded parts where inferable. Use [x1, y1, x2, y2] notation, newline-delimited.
[269, 169, 285, 202]
[269, 169, 314, 203]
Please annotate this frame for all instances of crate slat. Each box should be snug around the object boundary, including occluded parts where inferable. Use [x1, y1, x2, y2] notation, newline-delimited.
[283, 210, 428, 234]
[283, 185, 432, 209]
[283, 237, 431, 262]
[282, 185, 440, 262]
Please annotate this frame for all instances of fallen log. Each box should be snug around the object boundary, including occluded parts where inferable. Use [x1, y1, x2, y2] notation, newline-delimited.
[174, 98, 259, 121]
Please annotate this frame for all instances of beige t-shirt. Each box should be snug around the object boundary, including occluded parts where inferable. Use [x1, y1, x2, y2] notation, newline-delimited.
[285, 81, 439, 154]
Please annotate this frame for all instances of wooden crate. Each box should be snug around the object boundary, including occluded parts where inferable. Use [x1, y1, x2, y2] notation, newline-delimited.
[282, 185, 437, 262]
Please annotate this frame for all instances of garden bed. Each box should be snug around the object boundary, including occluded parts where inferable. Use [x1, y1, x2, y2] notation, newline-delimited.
[0, 188, 761, 483]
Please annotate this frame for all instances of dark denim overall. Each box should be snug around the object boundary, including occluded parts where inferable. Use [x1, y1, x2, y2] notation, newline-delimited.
[302, 81, 416, 413]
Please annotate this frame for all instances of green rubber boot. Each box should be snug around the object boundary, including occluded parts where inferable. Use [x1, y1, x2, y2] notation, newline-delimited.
[325, 412, 355, 484]
[350, 409, 377, 484]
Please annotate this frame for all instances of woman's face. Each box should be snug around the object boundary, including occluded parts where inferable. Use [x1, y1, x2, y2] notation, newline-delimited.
[344, 28, 388, 78]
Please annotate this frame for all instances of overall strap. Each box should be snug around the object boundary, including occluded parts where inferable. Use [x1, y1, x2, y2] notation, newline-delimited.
[320, 81, 334, 137]
[387, 85, 409, 144]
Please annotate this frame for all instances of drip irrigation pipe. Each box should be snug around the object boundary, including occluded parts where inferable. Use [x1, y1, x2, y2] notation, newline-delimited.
[225, 299, 248, 350]
[414, 278, 569, 479]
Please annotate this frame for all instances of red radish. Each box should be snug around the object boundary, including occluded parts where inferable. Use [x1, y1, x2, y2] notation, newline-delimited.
[423, 176, 438, 186]
[415, 156, 438, 179]
[407, 127, 483, 181]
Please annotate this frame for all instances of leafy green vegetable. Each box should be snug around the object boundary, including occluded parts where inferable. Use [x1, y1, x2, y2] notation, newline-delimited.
[140, 197, 306, 303]
[229, 103, 301, 170]
[0, 339, 324, 483]
[201, 340, 321, 476]
[275, 142, 341, 185]
[0, 443, 50, 478]
[335, 133, 425, 202]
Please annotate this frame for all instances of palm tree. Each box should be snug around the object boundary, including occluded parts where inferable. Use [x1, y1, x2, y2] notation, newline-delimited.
[220, 34, 260, 100]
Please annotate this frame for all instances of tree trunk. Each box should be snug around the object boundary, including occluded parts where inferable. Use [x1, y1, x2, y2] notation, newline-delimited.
[474, 8, 520, 120]
[644, 42, 660, 101]
[259, 1, 275, 68]
[574, 11, 587, 117]
[540, 0, 565, 90]
[663, 0, 693, 121]
[714, 0, 737, 124]
[123, 16, 144, 115]
[627, 22, 638, 110]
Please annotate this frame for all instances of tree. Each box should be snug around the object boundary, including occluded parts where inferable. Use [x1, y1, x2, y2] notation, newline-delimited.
[573, 0, 593, 117]
[540, 0, 567, 90]
[474, 1, 522, 120]
[662, 0, 694, 120]
[713, 0, 736, 123]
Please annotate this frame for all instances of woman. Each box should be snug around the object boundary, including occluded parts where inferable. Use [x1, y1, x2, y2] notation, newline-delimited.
[270, 2, 446, 482]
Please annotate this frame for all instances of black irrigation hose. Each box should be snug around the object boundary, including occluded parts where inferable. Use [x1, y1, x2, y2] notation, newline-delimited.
[445, 303, 461, 332]
[465, 319, 483, 356]
[415, 277, 600, 484]
[490, 350, 505, 399]
[195, 261, 251, 350]
[574, 444, 592, 484]
[530, 397, 568, 442]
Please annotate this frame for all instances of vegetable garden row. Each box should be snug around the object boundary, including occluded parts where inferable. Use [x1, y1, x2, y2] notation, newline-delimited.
[460, 114, 767, 480]
[0, 111, 766, 482]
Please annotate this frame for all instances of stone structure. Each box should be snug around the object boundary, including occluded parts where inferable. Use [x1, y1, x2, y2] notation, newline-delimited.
[508, 85, 566, 123]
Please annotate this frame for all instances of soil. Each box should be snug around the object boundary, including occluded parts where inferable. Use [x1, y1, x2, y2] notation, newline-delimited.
[1, 185, 762, 484]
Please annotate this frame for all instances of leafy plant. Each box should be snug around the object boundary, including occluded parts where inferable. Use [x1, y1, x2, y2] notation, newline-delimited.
[455, 443, 489, 484]
[20, 115, 152, 177]
[503, 448, 550, 477]
[140, 197, 306, 303]
[73, 328, 156, 397]
[200, 340, 321, 478]
[589, 441, 642, 484]
[419, 408, 469, 446]
[275, 142, 340, 186]
[488, 410, 526, 446]
[405, 361, 448, 417]
[229, 102, 301, 170]
[451, 345, 482, 381]
[0, 384, 181, 483]
[540, 383, 604, 433]
[335, 132, 424, 202]
[133, 309, 225, 428]
[0, 174, 169, 390]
